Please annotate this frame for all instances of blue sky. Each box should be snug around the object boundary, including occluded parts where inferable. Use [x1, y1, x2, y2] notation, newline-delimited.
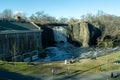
[0, 0, 120, 18]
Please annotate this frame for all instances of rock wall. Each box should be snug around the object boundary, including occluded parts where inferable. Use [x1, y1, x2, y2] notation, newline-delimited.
[36, 22, 101, 48]
[80, 22, 90, 47]
[40, 26, 55, 48]
[67, 22, 101, 47]
[37, 24, 68, 48]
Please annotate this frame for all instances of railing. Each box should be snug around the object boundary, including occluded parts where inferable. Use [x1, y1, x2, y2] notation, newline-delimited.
[12, 50, 39, 62]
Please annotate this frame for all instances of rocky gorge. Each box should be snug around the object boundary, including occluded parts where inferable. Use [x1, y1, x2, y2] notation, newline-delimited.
[36, 21, 120, 61]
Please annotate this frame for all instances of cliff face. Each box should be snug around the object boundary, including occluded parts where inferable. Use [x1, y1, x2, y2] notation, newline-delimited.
[36, 22, 102, 48]
[79, 22, 90, 47]
[67, 22, 101, 47]
[37, 23, 68, 49]
[38, 26, 55, 48]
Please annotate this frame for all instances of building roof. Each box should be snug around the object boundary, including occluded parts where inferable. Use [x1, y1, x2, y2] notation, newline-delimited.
[0, 20, 40, 33]
[0, 30, 42, 34]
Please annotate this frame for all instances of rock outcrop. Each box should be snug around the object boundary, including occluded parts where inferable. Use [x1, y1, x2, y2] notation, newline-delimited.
[66, 22, 101, 47]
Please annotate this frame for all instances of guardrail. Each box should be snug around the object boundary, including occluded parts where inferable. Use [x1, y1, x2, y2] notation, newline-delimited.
[12, 50, 39, 62]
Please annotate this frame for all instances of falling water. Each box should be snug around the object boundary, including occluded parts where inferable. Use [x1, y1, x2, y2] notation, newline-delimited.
[53, 27, 67, 43]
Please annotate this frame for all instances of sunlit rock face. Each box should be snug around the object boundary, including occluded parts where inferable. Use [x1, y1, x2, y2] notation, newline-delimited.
[79, 22, 90, 47]
[53, 27, 67, 43]
[67, 22, 101, 47]
[67, 22, 90, 47]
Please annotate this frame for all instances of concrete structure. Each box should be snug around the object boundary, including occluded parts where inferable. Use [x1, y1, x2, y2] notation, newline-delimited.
[0, 20, 42, 60]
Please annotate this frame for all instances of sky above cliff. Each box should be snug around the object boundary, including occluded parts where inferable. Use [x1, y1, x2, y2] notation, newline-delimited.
[0, 0, 120, 18]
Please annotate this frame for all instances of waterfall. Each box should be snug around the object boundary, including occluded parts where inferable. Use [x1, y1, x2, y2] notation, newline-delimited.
[53, 27, 67, 43]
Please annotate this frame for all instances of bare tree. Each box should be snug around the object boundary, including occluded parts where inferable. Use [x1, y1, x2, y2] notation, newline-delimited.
[0, 12, 2, 20]
[10, 42, 18, 67]
[35, 11, 44, 19]
[59, 17, 68, 23]
[2, 9, 13, 21]
[29, 11, 57, 23]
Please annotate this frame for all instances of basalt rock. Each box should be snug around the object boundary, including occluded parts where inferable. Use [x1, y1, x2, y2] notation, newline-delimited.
[67, 22, 101, 47]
